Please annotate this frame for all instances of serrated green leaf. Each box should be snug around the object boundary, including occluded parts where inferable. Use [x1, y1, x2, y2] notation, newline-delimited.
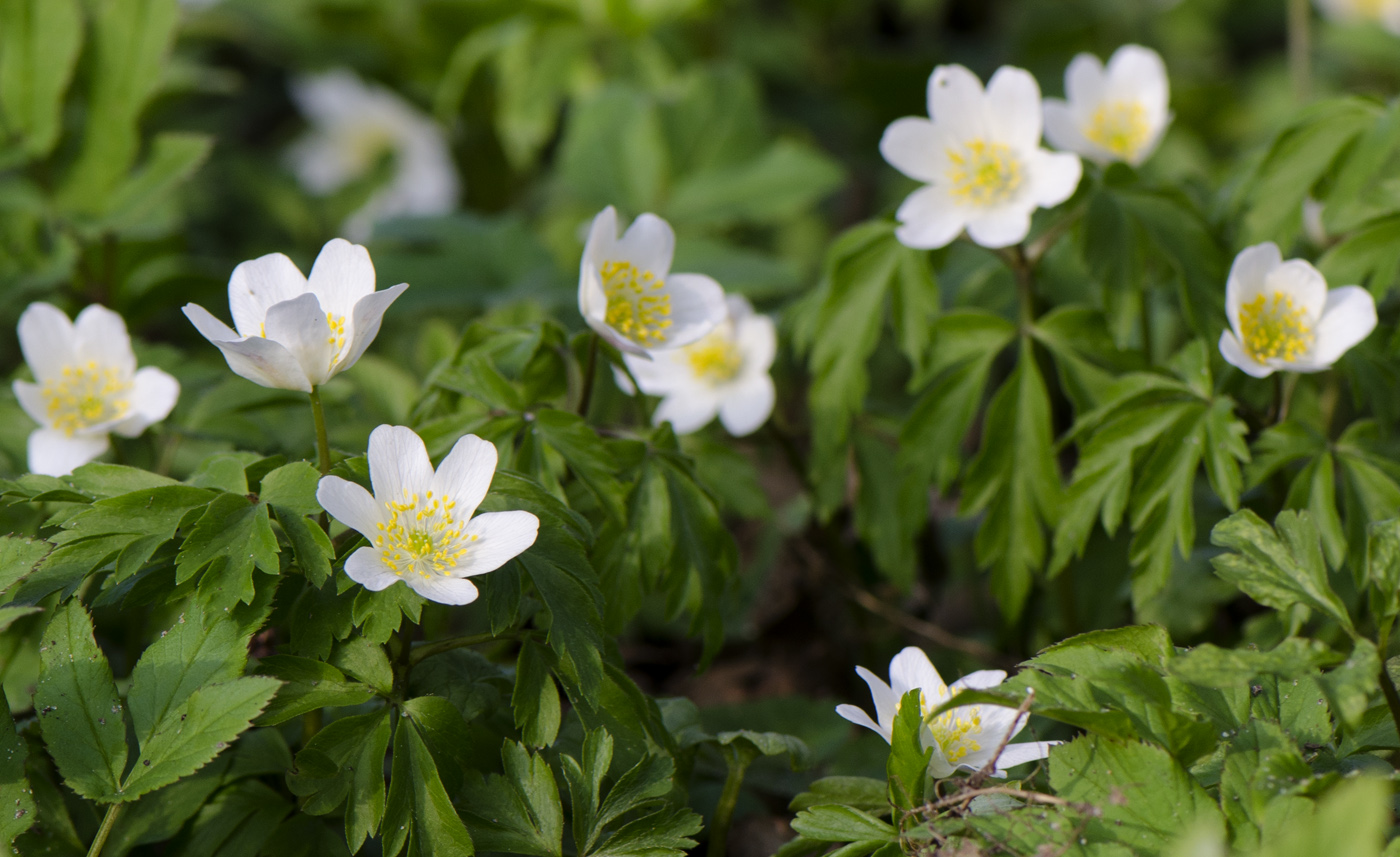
[259, 463, 322, 516]
[176, 493, 280, 608]
[0, 694, 35, 845]
[0, 0, 82, 160]
[790, 806, 896, 843]
[886, 689, 931, 815]
[513, 640, 560, 749]
[529, 410, 627, 523]
[1210, 509, 1354, 634]
[1317, 639, 1379, 731]
[0, 535, 51, 600]
[789, 777, 889, 814]
[253, 656, 375, 725]
[286, 708, 391, 851]
[329, 637, 393, 696]
[1168, 638, 1336, 688]
[383, 718, 474, 857]
[460, 741, 559, 856]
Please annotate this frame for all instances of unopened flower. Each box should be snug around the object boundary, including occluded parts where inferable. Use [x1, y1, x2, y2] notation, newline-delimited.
[1042, 45, 1171, 167]
[879, 65, 1082, 250]
[1219, 242, 1377, 378]
[316, 426, 539, 605]
[617, 295, 776, 436]
[1314, 0, 1400, 34]
[183, 238, 407, 392]
[14, 304, 179, 477]
[579, 206, 726, 356]
[287, 69, 459, 241]
[836, 647, 1055, 778]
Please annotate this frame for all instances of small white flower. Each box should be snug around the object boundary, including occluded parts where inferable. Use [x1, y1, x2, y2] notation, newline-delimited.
[1219, 242, 1377, 378]
[13, 304, 179, 477]
[579, 206, 727, 356]
[1042, 45, 1171, 167]
[1315, 0, 1400, 35]
[879, 65, 1082, 250]
[316, 425, 539, 605]
[183, 238, 408, 393]
[836, 647, 1056, 778]
[618, 295, 776, 437]
[287, 69, 460, 241]
[1302, 197, 1329, 247]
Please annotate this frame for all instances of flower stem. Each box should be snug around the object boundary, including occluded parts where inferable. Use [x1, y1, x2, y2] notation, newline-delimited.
[407, 629, 525, 667]
[1011, 245, 1035, 328]
[1139, 282, 1155, 365]
[1288, 0, 1312, 102]
[707, 751, 752, 857]
[309, 386, 332, 477]
[87, 803, 124, 857]
[577, 334, 600, 418]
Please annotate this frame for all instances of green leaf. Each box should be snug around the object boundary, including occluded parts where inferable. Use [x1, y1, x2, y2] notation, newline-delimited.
[1168, 638, 1337, 688]
[175, 493, 280, 608]
[171, 780, 289, 856]
[886, 690, 931, 815]
[512, 640, 561, 749]
[1316, 639, 1379, 731]
[101, 757, 227, 857]
[790, 806, 896, 843]
[329, 637, 394, 696]
[275, 508, 333, 588]
[286, 708, 392, 852]
[852, 431, 925, 587]
[559, 729, 696, 857]
[119, 676, 280, 800]
[789, 777, 889, 814]
[32, 599, 127, 801]
[253, 656, 376, 726]
[717, 730, 811, 769]
[97, 132, 212, 232]
[384, 718, 474, 857]
[460, 741, 560, 856]
[667, 139, 844, 227]
[1365, 518, 1400, 623]
[0, 535, 51, 600]
[0, 694, 35, 845]
[258, 463, 322, 516]
[0, 0, 82, 159]
[557, 84, 666, 213]
[529, 410, 627, 523]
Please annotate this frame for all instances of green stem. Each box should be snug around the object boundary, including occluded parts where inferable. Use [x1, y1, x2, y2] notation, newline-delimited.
[577, 334, 600, 418]
[309, 386, 332, 477]
[1288, 0, 1312, 102]
[708, 753, 751, 857]
[1012, 245, 1035, 328]
[87, 803, 124, 857]
[1320, 372, 1340, 435]
[407, 630, 523, 667]
[1139, 281, 1155, 365]
[1277, 373, 1300, 425]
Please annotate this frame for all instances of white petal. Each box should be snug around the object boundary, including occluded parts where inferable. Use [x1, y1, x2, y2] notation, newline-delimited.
[344, 547, 401, 591]
[925, 745, 956, 779]
[1063, 53, 1107, 109]
[316, 475, 384, 537]
[28, 428, 109, 477]
[338, 282, 408, 373]
[453, 511, 540, 576]
[855, 665, 899, 733]
[13, 381, 46, 427]
[718, 374, 774, 437]
[894, 185, 968, 250]
[965, 204, 1033, 249]
[431, 434, 497, 519]
[617, 213, 675, 277]
[263, 293, 334, 387]
[1226, 242, 1283, 332]
[1027, 149, 1083, 208]
[183, 304, 313, 392]
[18, 303, 76, 379]
[1106, 45, 1169, 115]
[737, 313, 777, 373]
[581, 206, 621, 277]
[406, 575, 480, 606]
[307, 238, 376, 318]
[951, 670, 1007, 691]
[1219, 331, 1274, 379]
[984, 66, 1042, 149]
[111, 367, 179, 437]
[228, 253, 308, 338]
[835, 704, 890, 742]
[652, 388, 720, 435]
[612, 364, 638, 395]
[368, 424, 434, 503]
[657, 273, 726, 349]
[928, 65, 988, 138]
[1262, 259, 1328, 322]
[989, 740, 1058, 771]
[879, 117, 946, 183]
[1042, 99, 1096, 160]
[72, 305, 136, 378]
[889, 647, 945, 699]
[1302, 285, 1378, 368]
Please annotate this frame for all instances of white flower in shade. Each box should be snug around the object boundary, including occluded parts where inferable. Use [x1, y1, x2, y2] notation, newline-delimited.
[879, 65, 1082, 250]
[1219, 242, 1377, 379]
[1315, 0, 1400, 34]
[13, 304, 179, 477]
[1042, 45, 1171, 167]
[287, 69, 460, 242]
[836, 647, 1056, 778]
[617, 295, 776, 437]
[579, 206, 727, 356]
[316, 425, 539, 605]
[183, 238, 408, 393]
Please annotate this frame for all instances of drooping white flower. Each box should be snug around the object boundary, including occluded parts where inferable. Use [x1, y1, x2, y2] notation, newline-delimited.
[579, 206, 727, 356]
[1314, 0, 1400, 35]
[1042, 45, 1171, 167]
[183, 238, 408, 392]
[879, 65, 1082, 250]
[836, 647, 1056, 778]
[316, 425, 539, 605]
[1218, 242, 1377, 378]
[13, 304, 179, 477]
[287, 69, 460, 242]
[617, 295, 776, 437]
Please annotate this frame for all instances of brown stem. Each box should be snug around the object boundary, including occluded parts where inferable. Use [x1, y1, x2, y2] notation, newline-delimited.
[847, 585, 1012, 666]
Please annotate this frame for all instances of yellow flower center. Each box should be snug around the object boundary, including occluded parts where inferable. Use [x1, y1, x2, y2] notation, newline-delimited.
[930, 706, 984, 764]
[602, 260, 672, 347]
[1085, 101, 1151, 161]
[42, 361, 131, 437]
[946, 140, 1024, 207]
[1355, 0, 1386, 17]
[1239, 291, 1314, 363]
[373, 489, 477, 578]
[327, 312, 347, 368]
[685, 331, 743, 383]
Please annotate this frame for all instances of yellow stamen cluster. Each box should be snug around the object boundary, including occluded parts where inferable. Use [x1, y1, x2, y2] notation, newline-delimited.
[685, 330, 743, 383]
[1239, 290, 1314, 363]
[1085, 101, 1151, 161]
[327, 313, 348, 368]
[42, 361, 131, 437]
[602, 260, 673, 347]
[946, 140, 1024, 207]
[930, 706, 985, 764]
[373, 489, 477, 578]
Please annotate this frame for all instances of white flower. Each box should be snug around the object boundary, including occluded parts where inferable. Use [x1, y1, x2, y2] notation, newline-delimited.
[879, 65, 1082, 250]
[617, 295, 776, 437]
[1315, 0, 1400, 34]
[316, 425, 539, 605]
[1042, 45, 1171, 167]
[287, 69, 460, 242]
[183, 238, 408, 392]
[1219, 242, 1377, 378]
[836, 646, 1056, 778]
[579, 206, 727, 356]
[13, 304, 179, 477]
